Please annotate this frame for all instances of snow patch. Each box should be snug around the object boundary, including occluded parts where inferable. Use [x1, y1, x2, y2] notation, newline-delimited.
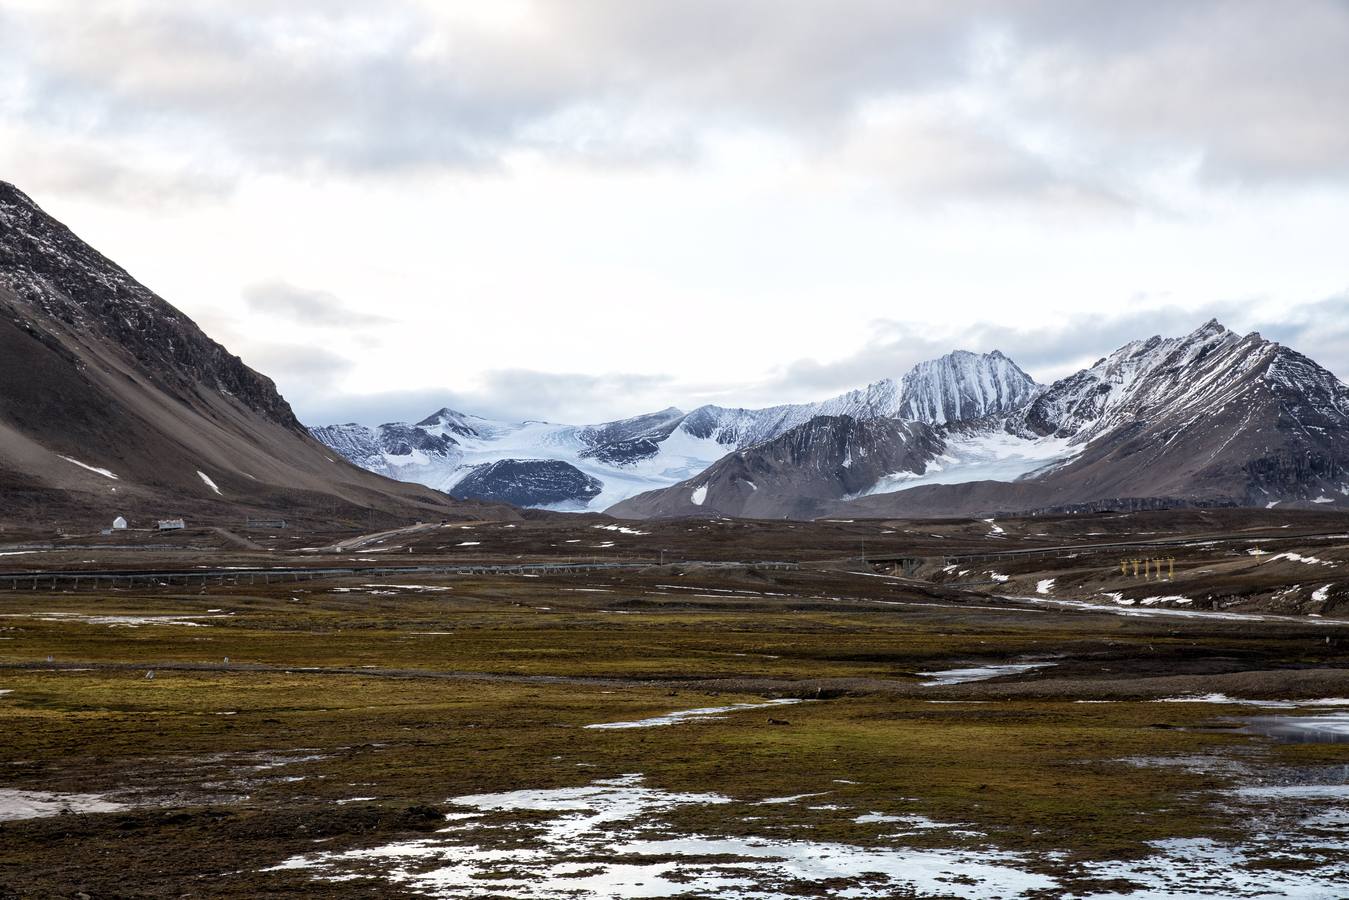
[264, 773, 1057, 898]
[57, 455, 118, 480]
[586, 699, 800, 730]
[0, 790, 125, 821]
[1269, 552, 1333, 567]
[869, 431, 1081, 495]
[593, 524, 649, 536]
[918, 663, 1052, 686]
[197, 470, 222, 495]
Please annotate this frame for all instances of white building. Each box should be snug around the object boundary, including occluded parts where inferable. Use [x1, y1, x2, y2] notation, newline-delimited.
[112, 516, 128, 530]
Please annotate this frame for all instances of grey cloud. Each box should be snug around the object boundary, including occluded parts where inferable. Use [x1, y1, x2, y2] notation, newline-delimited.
[238, 342, 355, 383]
[0, 141, 233, 208]
[243, 281, 391, 328]
[998, 2, 1349, 184]
[5, 1, 1346, 202]
[1259, 294, 1349, 380]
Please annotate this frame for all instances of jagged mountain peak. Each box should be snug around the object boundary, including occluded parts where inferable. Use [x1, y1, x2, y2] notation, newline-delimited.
[895, 349, 1038, 426]
[1192, 317, 1233, 339]
[415, 407, 468, 427]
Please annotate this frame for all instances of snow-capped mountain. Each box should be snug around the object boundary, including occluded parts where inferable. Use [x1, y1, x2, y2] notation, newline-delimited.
[316, 319, 1349, 519]
[311, 350, 1030, 510]
[834, 320, 1349, 518]
[310, 409, 730, 510]
[896, 350, 1038, 425]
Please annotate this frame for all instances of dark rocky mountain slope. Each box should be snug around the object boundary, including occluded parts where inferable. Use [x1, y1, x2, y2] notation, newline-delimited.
[0, 181, 483, 527]
[610, 416, 944, 519]
[450, 459, 603, 507]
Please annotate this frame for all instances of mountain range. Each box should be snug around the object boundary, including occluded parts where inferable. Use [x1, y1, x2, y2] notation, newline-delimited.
[308, 350, 1037, 511]
[315, 322, 1349, 520]
[615, 320, 1349, 518]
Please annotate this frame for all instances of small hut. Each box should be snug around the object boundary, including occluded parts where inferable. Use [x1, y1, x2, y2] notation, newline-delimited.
[112, 516, 128, 530]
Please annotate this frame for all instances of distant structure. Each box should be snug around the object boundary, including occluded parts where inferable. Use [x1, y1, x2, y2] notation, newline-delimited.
[112, 516, 128, 530]
[157, 518, 186, 531]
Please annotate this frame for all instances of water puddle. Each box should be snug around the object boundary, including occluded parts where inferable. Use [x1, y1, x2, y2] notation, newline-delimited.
[1244, 712, 1349, 744]
[1154, 694, 1349, 709]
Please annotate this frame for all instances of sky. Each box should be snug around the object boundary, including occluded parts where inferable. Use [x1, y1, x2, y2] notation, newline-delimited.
[2, 0, 1348, 427]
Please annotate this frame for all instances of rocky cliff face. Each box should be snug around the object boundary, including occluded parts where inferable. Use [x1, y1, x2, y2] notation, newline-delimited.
[308, 423, 462, 479]
[896, 350, 1038, 425]
[0, 182, 298, 428]
[449, 459, 602, 507]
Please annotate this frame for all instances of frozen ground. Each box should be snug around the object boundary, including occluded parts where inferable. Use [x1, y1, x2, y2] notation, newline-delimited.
[267, 774, 1058, 899]
[0, 789, 125, 821]
[268, 772, 1349, 899]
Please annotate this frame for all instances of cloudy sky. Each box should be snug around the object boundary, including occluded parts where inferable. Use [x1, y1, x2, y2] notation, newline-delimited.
[2, 1, 1347, 426]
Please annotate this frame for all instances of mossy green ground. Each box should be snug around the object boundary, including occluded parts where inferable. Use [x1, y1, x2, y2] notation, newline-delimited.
[1, 572, 1346, 897]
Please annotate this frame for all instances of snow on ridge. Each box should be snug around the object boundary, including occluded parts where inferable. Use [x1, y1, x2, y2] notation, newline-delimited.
[197, 470, 222, 495]
[867, 430, 1080, 497]
[57, 455, 119, 480]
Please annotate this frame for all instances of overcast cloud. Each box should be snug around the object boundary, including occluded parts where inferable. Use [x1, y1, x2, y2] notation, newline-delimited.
[1, 1, 1346, 425]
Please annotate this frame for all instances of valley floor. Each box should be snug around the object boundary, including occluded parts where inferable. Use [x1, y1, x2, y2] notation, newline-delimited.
[1, 511, 1348, 897]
